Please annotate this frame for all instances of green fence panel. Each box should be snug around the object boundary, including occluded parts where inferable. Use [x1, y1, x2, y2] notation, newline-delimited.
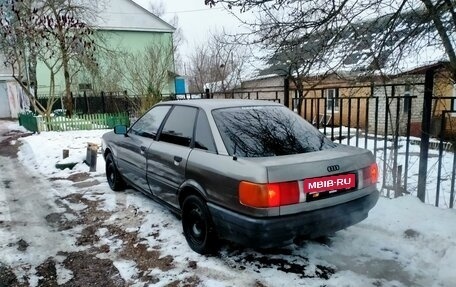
[18, 112, 129, 132]
[18, 113, 39, 133]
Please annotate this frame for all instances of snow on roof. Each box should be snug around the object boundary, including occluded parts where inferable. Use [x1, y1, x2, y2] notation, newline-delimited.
[243, 74, 282, 82]
[260, 10, 450, 78]
[93, 0, 175, 33]
[204, 79, 240, 92]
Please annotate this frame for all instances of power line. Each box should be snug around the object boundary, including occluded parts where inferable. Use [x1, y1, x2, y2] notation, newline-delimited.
[164, 7, 224, 14]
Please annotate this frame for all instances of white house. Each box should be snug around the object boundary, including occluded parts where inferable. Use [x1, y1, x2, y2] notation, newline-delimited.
[0, 54, 29, 119]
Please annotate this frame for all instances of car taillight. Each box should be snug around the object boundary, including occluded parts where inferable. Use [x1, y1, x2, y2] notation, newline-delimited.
[239, 181, 300, 208]
[363, 163, 378, 186]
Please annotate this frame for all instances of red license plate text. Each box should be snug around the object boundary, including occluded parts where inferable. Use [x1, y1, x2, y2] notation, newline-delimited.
[304, 174, 356, 193]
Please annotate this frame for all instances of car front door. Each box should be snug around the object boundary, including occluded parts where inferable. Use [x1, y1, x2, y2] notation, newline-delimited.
[116, 105, 171, 193]
[146, 106, 198, 208]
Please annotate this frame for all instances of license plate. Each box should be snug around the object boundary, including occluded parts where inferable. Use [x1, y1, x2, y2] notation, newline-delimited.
[304, 174, 356, 193]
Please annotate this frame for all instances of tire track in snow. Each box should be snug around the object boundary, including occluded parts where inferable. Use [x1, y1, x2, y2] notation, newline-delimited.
[0, 154, 79, 285]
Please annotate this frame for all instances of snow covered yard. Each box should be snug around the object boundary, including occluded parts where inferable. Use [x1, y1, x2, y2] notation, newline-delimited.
[1, 120, 456, 287]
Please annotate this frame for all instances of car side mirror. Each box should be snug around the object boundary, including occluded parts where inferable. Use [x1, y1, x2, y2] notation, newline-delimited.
[114, 125, 128, 135]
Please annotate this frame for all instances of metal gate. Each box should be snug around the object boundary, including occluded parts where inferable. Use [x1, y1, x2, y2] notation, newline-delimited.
[434, 107, 456, 208]
[291, 84, 456, 208]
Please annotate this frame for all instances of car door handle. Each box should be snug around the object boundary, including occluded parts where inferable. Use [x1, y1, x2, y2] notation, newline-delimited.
[140, 146, 146, 154]
[174, 156, 182, 163]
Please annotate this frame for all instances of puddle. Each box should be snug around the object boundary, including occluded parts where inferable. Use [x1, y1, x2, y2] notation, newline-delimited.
[221, 248, 335, 280]
[326, 254, 422, 287]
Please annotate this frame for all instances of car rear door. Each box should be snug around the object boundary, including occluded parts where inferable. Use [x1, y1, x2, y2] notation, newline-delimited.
[116, 105, 171, 193]
[146, 106, 198, 208]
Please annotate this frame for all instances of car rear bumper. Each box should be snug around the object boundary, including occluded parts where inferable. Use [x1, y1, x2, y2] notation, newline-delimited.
[208, 190, 379, 248]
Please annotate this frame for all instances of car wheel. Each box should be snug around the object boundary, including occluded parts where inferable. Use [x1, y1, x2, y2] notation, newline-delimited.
[105, 153, 125, 191]
[182, 195, 218, 254]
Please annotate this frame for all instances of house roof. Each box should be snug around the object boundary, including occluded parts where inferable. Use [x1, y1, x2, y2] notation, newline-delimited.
[204, 80, 230, 92]
[395, 61, 450, 76]
[242, 74, 283, 83]
[259, 10, 449, 79]
[94, 0, 175, 33]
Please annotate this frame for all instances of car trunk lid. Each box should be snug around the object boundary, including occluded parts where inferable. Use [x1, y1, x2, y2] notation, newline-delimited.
[245, 145, 374, 183]
[242, 145, 377, 214]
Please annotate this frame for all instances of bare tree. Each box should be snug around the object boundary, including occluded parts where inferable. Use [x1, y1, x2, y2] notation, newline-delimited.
[187, 44, 211, 93]
[260, 32, 341, 110]
[149, 1, 184, 74]
[187, 30, 248, 94]
[205, 0, 456, 80]
[0, 0, 98, 117]
[169, 15, 184, 74]
[39, 0, 98, 117]
[94, 41, 174, 116]
[0, 0, 56, 116]
[149, 0, 166, 17]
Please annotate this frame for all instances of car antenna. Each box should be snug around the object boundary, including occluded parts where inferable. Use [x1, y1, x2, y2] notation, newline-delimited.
[233, 142, 238, 161]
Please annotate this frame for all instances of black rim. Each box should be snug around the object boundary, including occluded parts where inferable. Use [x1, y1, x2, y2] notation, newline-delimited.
[107, 161, 115, 187]
[185, 203, 206, 246]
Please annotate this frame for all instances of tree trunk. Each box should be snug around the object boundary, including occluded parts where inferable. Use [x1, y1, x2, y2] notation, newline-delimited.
[421, 0, 456, 79]
[53, 4, 73, 118]
[47, 71, 56, 117]
[63, 56, 73, 118]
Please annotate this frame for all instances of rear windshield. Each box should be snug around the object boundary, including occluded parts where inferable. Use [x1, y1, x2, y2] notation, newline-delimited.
[212, 106, 336, 157]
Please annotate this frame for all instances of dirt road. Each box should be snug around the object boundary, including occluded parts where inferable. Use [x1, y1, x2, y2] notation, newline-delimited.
[0, 128, 126, 286]
[2, 124, 452, 287]
[0, 127, 197, 286]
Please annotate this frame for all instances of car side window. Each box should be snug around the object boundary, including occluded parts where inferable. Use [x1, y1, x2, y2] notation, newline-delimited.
[194, 110, 217, 153]
[159, 106, 197, 147]
[130, 105, 171, 138]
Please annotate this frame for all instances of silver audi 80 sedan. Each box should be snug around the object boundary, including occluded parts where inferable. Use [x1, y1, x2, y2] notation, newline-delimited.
[101, 100, 379, 254]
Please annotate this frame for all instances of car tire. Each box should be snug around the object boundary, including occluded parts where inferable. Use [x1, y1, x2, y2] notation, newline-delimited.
[182, 195, 218, 254]
[105, 153, 125, 191]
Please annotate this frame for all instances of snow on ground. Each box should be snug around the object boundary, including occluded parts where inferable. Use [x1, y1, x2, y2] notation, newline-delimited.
[17, 129, 108, 179]
[321, 127, 456, 208]
[0, 120, 27, 133]
[1, 120, 456, 286]
[0, 120, 28, 142]
[0, 157, 84, 285]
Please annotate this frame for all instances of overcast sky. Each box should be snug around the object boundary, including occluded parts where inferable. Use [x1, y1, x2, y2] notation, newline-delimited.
[134, 0, 251, 62]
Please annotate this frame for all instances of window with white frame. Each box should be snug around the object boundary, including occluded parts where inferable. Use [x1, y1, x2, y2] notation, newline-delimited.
[325, 89, 339, 112]
[403, 84, 412, 113]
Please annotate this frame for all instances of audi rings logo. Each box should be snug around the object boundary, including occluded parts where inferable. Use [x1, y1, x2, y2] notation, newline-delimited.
[327, 165, 340, 172]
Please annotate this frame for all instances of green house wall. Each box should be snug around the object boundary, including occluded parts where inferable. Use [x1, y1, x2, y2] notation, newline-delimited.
[35, 29, 175, 96]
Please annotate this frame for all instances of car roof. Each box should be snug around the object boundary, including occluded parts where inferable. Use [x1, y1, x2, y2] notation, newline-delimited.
[156, 99, 283, 111]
